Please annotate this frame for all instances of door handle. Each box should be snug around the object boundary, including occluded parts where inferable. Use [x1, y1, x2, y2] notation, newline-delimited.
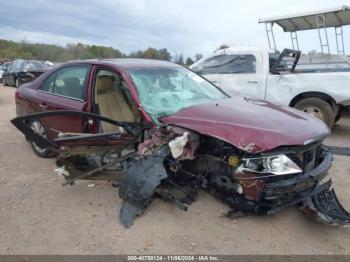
[39, 103, 48, 109]
[247, 80, 258, 84]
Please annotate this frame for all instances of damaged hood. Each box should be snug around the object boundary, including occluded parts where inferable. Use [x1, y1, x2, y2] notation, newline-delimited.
[160, 97, 329, 153]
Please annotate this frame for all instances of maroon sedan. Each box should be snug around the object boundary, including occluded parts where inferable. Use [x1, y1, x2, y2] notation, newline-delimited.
[12, 59, 350, 227]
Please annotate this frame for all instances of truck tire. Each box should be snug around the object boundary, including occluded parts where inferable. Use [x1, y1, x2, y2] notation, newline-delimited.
[294, 98, 335, 128]
[334, 111, 341, 124]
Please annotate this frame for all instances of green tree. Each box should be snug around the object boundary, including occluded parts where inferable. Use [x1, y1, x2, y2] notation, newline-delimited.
[143, 47, 158, 59]
[157, 48, 172, 61]
[129, 47, 171, 61]
[216, 44, 229, 50]
[195, 53, 203, 61]
[185, 57, 194, 66]
[0, 39, 177, 63]
[176, 54, 184, 65]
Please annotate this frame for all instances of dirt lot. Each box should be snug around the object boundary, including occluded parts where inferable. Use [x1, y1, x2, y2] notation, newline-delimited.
[0, 84, 349, 255]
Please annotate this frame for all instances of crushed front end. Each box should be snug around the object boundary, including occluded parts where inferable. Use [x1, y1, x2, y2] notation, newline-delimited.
[11, 111, 350, 228]
[119, 127, 350, 227]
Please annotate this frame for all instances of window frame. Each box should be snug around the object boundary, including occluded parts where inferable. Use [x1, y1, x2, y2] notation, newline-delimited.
[91, 66, 128, 104]
[38, 64, 92, 102]
[92, 66, 141, 124]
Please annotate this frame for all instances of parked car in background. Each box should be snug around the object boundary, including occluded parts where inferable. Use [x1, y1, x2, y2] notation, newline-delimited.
[42, 60, 55, 68]
[0, 64, 4, 83]
[0, 62, 12, 83]
[12, 58, 350, 227]
[3, 59, 48, 87]
[190, 47, 350, 127]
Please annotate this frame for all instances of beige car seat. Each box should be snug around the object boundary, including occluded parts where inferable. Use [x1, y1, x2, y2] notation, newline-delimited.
[95, 75, 136, 132]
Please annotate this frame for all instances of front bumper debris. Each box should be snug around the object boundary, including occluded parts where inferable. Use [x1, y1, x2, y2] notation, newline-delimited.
[119, 146, 170, 228]
[300, 188, 350, 226]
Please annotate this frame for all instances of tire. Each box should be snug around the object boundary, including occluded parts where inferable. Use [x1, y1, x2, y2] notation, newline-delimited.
[29, 120, 56, 158]
[334, 111, 341, 124]
[15, 78, 19, 88]
[294, 98, 335, 128]
[3, 78, 7, 86]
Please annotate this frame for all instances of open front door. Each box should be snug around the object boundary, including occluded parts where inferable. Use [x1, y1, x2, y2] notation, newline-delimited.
[11, 110, 150, 184]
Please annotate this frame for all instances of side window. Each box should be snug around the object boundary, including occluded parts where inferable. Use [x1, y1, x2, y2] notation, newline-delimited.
[41, 73, 56, 93]
[40, 66, 89, 100]
[11, 60, 20, 72]
[192, 54, 256, 74]
[2, 63, 10, 71]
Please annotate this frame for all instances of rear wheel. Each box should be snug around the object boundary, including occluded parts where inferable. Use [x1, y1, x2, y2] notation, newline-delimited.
[294, 98, 335, 128]
[30, 120, 55, 158]
[15, 78, 19, 88]
[3, 78, 7, 86]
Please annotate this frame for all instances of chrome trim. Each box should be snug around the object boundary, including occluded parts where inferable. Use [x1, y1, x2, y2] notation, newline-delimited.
[37, 90, 85, 102]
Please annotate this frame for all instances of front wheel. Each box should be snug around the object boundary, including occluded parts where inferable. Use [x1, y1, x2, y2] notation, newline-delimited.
[30, 120, 55, 158]
[294, 98, 335, 128]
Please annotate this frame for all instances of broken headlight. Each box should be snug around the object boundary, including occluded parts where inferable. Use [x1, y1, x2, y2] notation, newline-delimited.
[239, 155, 302, 175]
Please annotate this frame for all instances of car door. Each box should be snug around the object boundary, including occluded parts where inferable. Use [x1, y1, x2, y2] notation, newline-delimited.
[11, 109, 148, 182]
[33, 64, 92, 139]
[193, 53, 266, 99]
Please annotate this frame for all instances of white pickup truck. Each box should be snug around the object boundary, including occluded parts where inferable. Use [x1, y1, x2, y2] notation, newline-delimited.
[190, 46, 350, 127]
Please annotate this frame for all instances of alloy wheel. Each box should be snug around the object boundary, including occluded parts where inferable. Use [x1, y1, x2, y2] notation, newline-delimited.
[30, 121, 47, 154]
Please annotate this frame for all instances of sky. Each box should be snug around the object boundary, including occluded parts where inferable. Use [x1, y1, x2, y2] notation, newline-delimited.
[0, 0, 349, 58]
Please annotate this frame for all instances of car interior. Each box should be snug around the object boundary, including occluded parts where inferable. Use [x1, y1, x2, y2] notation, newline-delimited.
[94, 70, 140, 133]
[59, 77, 83, 99]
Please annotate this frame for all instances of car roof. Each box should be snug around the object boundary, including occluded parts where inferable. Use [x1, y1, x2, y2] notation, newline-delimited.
[68, 58, 180, 69]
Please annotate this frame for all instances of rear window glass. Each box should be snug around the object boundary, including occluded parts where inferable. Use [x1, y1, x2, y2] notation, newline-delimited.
[192, 54, 256, 74]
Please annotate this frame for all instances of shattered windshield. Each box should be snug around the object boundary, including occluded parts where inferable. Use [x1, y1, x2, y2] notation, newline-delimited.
[128, 67, 228, 121]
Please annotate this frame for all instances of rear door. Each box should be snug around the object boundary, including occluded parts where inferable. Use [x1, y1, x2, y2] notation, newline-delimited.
[33, 64, 92, 139]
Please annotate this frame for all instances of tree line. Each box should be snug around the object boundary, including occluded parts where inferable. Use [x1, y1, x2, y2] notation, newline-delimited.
[0, 39, 203, 65]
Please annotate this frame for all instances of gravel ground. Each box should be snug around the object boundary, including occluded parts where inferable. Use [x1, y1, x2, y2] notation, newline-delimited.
[0, 84, 349, 255]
